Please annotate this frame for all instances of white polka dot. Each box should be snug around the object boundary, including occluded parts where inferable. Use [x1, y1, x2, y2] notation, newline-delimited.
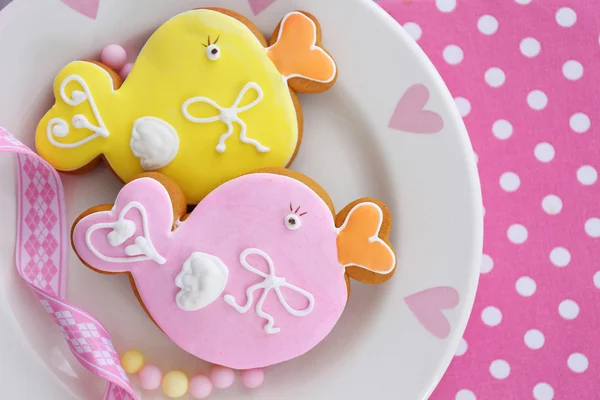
[563, 60, 584, 81]
[534, 142, 555, 163]
[568, 353, 589, 373]
[499, 172, 520, 192]
[556, 7, 577, 27]
[485, 67, 506, 88]
[443, 44, 464, 65]
[594, 271, 600, 289]
[482, 306, 502, 326]
[454, 97, 471, 117]
[436, 0, 457, 12]
[542, 195, 563, 215]
[515, 0, 531, 4]
[520, 37, 541, 57]
[550, 247, 571, 267]
[455, 389, 476, 400]
[577, 165, 597, 185]
[492, 119, 513, 139]
[507, 224, 528, 244]
[524, 329, 545, 349]
[585, 218, 600, 238]
[481, 254, 494, 274]
[570, 113, 591, 133]
[477, 15, 498, 35]
[489, 359, 510, 379]
[533, 383, 554, 400]
[516, 276, 536, 297]
[455, 338, 468, 356]
[558, 299, 579, 320]
[527, 90, 548, 110]
[402, 22, 422, 41]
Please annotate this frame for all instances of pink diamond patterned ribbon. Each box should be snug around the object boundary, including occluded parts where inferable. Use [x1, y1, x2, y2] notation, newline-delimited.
[0, 127, 137, 400]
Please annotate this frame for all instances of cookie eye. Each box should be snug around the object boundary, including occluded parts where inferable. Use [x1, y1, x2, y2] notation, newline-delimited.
[206, 44, 220, 61]
[285, 214, 301, 231]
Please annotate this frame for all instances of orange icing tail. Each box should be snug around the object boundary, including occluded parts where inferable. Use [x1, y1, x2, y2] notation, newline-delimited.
[267, 11, 337, 84]
[336, 201, 396, 280]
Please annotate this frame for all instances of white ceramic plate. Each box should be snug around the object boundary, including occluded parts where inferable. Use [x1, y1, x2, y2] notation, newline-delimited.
[0, 0, 482, 399]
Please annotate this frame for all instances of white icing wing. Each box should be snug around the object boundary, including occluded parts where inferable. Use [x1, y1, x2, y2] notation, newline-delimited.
[130, 116, 180, 170]
[175, 253, 229, 311]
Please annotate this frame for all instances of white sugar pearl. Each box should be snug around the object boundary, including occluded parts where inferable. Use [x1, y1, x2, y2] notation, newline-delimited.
[558, 299, 579, 320]
[436, 0, 457, 13]
[563, 60, 584, 80]
[500, 172, 520, 192]
[482, 306, 502, 326]
[528, 90, 548, 110]
[516, 276, 536, 297]
[568, 353, 589, 373]
[492, 119, 513, 139]
[455, 338, 468, 356]
[481, 254, 494, 274]
[444, 44, 464, 65]
[585, 218, 600, 238]
[533, 383, 554, 400]
[535, 142, 555, 162]
[489, 360, 510, 379]
[594, 271, 600, 289]
[403, 22, 422, 41]
[520, 37, 541, 57]
[550, 247, 570, 267]
[455, 389, 476, 400]
[524, 329, 545, 349]
[485, 67, 506, 87]
[577, 166, 597, 185]
[478, 15, 498, 35]
[556, 7, 577, 27]
[507, 224, 528, 244]
[570, 113, 591, 133]
[454, 97, 471, 117]
[542, 195, 563, 215]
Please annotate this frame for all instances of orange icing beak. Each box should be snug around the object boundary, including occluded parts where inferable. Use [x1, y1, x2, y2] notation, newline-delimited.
[267, 11, 337, 83]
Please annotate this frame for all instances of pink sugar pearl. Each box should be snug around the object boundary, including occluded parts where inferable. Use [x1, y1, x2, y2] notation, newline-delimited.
[138, 365, 162, 390]
[119, 63, 134, 80]
[209, 366, 235, 389]
[189, 374, 213, 399]
[101, 44, 127, 71]
[240, 368, 264, 389]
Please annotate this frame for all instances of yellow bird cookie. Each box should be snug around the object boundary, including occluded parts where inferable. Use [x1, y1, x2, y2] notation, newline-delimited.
[36, 8, 337, 204]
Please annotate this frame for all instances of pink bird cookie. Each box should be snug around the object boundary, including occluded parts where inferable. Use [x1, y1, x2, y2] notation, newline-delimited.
[71, 170, 397, 369]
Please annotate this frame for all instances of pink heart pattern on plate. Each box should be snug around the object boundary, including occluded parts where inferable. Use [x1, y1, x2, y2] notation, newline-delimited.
[389, 84, 444, 134]
[61, 0, 100, 20]
[248, 0, 278, 16]
[405, 286, 460, 339]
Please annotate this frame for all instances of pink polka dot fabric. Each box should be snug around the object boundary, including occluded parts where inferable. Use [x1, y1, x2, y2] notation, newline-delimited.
[380, 0, 600, 399]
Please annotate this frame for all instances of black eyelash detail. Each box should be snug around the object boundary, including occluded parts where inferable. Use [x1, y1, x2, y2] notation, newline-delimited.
[214, 34, 220, 44]
[300, 212, 308, 216]
[289, 202, 293, 212]
[295, 206, 301, 213]
[208, 35, 211, 46]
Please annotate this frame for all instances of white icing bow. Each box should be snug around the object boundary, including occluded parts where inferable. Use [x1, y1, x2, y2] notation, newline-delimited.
[182, 82, 270, 154]
[85, 201, 166, 264]
[224, 248, 315, 334]
[47, 74, 110, 149]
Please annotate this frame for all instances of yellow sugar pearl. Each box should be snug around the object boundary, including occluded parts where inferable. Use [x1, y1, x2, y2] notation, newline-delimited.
[121, 350, 145, 374]
[162, 370, 189, 399]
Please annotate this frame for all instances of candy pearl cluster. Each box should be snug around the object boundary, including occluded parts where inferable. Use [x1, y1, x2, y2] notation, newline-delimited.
[100, 44, 133, 80]
[120, 350, 264, 399]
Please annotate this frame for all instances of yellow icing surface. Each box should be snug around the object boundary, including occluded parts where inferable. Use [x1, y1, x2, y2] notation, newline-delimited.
[35, 9, 298, 204]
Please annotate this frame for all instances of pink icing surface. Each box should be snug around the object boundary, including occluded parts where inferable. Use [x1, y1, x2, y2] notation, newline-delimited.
[72, 174, 348, 369]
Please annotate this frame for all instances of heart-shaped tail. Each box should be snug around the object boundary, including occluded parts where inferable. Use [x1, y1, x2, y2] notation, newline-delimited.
[405, 286, 460, 339]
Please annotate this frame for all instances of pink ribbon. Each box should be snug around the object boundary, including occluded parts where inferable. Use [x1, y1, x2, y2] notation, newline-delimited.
[0, 127, 137, 400]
